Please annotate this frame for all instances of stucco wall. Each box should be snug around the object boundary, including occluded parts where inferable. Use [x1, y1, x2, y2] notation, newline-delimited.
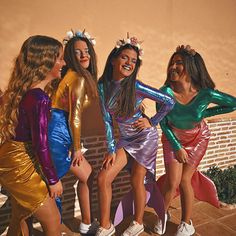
[0, 0, 236, 135]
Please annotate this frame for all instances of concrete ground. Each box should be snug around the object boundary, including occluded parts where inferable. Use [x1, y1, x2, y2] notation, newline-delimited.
[31, 197, 236, 236]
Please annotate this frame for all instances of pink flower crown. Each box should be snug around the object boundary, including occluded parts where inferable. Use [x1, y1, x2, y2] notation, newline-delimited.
[63, 29, 96, 46]
[176, 45, 196, 56]
[115, 33, 144, 60]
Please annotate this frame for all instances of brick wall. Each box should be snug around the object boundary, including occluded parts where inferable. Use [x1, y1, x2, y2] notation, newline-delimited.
[0, 117, 236, 234]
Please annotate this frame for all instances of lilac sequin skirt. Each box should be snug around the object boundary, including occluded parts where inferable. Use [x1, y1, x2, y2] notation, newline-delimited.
[116, 122, 158, 179]
[162, 120, 210, 168]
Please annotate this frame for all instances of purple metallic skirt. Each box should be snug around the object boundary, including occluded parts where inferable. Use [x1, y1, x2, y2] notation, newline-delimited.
[162, 120, 210, 168]
[116, 122, 158, 179]
[114, 123, 166, 226]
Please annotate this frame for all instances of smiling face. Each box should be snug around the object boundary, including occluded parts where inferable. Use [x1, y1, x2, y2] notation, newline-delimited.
[48, 47, 65, 79]
[168, 54, 185, 82]
[112, 48, 138, 81]
[74, 40, 90, 69]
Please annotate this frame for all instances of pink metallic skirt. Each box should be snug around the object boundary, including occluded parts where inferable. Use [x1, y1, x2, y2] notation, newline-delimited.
[162, 120, 211, 168]
[158, 121, 220, 208]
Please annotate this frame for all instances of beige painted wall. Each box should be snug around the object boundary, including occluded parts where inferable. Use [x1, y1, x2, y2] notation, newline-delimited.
[1, 0, 236, 135]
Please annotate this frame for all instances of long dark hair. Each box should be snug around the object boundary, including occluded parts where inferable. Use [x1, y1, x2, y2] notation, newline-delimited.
[63, 36, 98, 98]
[165, 49, 215, 89]
[99, 44, 142, 118]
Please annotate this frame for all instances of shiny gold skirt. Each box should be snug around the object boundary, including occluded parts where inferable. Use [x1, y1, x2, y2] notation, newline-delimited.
[0, 140, 48, 236]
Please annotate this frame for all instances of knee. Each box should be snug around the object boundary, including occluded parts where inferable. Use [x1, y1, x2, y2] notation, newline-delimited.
[79, 166, 94, 184]
[180, 175, 191, 188]
[167, 180, 180, 193]
[97, 171, 111, 189]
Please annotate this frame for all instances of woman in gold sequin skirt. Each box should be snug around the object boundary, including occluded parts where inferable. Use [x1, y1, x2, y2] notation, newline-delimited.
[0, 35, 64, 236]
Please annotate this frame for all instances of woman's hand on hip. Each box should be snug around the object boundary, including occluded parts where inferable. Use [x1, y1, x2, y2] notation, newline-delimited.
[132, 118, 152, 130]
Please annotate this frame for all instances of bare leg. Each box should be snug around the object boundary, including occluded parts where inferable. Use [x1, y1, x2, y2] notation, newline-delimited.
[162, 161, 183, 211]
[70, 158, 94, 224]
[130, 160, 147, 224]
[7, 197, 32, 236]
[97, 148, 128, 228]
[33, 195, 61, 236]
[179, 164, 195, 223]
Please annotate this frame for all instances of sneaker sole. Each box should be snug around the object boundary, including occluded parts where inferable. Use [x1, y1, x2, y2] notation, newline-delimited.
[107, 228, 115, 236]
[80, 230, 98, 234]
[135, 227, 144, 236]
[122, 227, 144, 236]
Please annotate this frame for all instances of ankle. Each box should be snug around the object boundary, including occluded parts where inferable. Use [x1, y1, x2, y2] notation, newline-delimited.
[134, 220, 143, 225]
[182, 219, 191, 225]
[100, 222, 112, 229]
[81, 221, 91, 226]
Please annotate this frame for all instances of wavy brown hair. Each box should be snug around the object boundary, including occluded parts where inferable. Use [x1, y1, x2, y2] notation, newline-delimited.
[62, 36, 98, 99]
[0, 35, 62, 144]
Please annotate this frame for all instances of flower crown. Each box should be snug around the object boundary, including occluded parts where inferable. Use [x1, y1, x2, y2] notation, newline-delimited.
[115, 33, 144, 60]
[63, 29, 96, 46]
[176, 45, 196, 56]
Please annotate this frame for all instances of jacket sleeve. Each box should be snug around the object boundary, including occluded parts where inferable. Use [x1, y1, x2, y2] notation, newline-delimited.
[136, 80, 175, 126]
[68, 77, 86, 151]
[204, 89, 236, 118]
[98, 83, 116, 154]
[159, 117, 182, 151]
[30, 97, 59, 185]
[156, 85, 182, 151]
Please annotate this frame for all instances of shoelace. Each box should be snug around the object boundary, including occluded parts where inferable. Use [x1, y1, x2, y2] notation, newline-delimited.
[125, 222, 141, 235]
[157, 219, 162, 228]
[178, 222, 188, 233]
[96, 227, 105, 235]
[90, 221, 99, 230]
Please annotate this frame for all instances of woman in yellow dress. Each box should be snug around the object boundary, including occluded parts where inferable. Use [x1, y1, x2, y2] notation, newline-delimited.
[48, 29, 98, 234]
[0, 35, 64, 236]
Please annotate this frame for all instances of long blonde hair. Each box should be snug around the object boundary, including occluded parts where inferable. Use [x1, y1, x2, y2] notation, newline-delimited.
[0, 35, 62, 144]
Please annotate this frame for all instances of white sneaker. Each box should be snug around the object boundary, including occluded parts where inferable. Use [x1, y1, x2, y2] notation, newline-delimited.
[175, 220, 195, 236]
[121, 220, 144, 236]
[153, 213, 168, 235]
[95, 224, 115, 236]
[79, 219, 100, 234]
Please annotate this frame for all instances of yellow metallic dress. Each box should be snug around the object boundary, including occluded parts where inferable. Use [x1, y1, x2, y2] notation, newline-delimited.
[48, 69, 91, 213]
[0, 89, 59, 236]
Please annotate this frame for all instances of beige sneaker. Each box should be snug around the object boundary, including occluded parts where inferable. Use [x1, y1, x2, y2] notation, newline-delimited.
[121, 221, 144, 236]
[175, 220, 195, 236]
[95, 224, 115, 236]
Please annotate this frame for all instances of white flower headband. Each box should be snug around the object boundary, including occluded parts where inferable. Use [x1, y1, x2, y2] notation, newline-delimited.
[176, 45, 196, 56]
[63, 29, 96, 46]
[115, 33, 144, 60]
